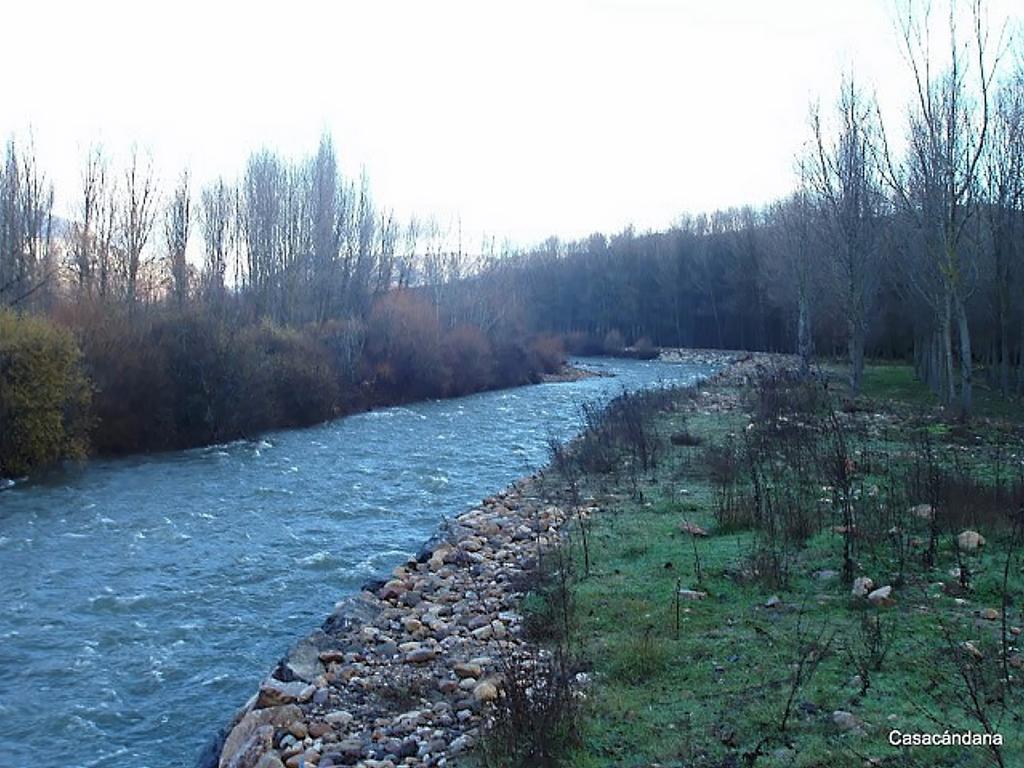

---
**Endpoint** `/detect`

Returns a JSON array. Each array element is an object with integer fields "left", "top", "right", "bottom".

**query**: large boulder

[
  {"left": 851, "top": 576, "right": 874, "bottom": 598},
  {"left": 276, "top": 635, "right": 326, "bottom": 683},
  {"left": 220, "top": 705, "right": 302, "bottom": 768},
  {"left": 958, "top": 530, "right": 986, "bottom": 552},
  {"left": 867, "top": 585, "right": 895, "bottom": 607},
  {"left": 256, "top": 679, "right": 314, "bottom": 708}
]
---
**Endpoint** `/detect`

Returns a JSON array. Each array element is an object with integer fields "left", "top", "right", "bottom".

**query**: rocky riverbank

[
  {"left": 210, "top": 349, "right": 775, "bottom": 768},
  {"left": 211, "top": 477, "right": 581, "bottom": 768}
]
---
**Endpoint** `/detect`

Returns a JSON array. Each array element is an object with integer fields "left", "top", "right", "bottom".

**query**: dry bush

[
  {"left": 444, "top": 325, "right": 494, "bottom": 396},
  {"left": 361, "top": 290, "right": 448, "bottom": 399},
  {"left": 528, "top": 333, "right": 566, "bottom": 373}
]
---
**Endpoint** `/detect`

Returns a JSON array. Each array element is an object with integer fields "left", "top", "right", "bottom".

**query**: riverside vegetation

[
  {"left": 469, "top": 356, "right": 1024, "bottom": 768},
  {"left": 6, "top": 0, "right": 1024, "bottom": 475},
  {"left": 211, "top": 352, "right": 1023, "bottom": 768}
]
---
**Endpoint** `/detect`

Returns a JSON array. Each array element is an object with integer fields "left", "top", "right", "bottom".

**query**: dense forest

[{"left": 1, "top": 1, "right": 1022, "bottom": 476}]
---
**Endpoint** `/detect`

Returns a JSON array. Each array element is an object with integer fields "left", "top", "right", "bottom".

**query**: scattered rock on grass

[
  {"left": 832, "top": 710, "right": 864, "bottom": 733},
  {"left": 680, "top": 520, "right": 709, "bottom": 536},
  {"left": 679, "top": 589, "right": 708, "bottom": 601},
  {"left": 867, "top": 585, "right": 895, "bottom": 607},
  {"left": 958, "top": 530, "right": 986, "bottom": 552},
  {"left": 851, "top": 576, "right": 874, "bottom": 598}
]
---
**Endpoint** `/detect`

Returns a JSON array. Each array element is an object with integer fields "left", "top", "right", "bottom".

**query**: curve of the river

[{"left": 0, "top": 358, "right": 712, "bottom": 768}]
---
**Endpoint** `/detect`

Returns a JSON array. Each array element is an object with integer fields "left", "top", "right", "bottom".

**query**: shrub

[
  {"left": 0, "top": 309, "right": 91, "bottom": 475},
  {"left": 529, "top": 334, "right": 566, "bottom": 374},
  {"left": 77, "top": 312, "right": 177, "bottom": 454},
  {"left": 237, "top": 321, "right": 339, "bottom": 429},
  {"left": 562, "top": 331, "right": 602, "bottom": 356},
  {"left": 632, "top": 335, "right": 659, "bottom": 360},
  {"left": 670, "top": 429, "right": 703, "bottom": 447},
  {"left": 311, "top": 318, "right": 365, "bottom": 389},
  {"left": 480, "top": 651, "right": 580, "bottom": 768},
  {"left": 492, "top": 339, "right": 538, "bottom": 388},
  {"left": 609, "top": 628, "right": 668, "bottom": 682},
  {"left": 444, "top": 325, "right": 493, "bottom": 396},
  {"left": 602, "top": 329, "right": 625, "bottom": 355},
  {"left": 361, "top": 291, "right": 448, "bottom": 400}
]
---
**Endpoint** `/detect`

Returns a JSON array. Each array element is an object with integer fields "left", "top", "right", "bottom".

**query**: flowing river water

[{"left": 0, "top": 357, "right": 712, "bottom": 768}]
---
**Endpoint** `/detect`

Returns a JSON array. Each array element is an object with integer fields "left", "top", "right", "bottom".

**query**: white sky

[{"left": 1, "top": 0, "right": 1020, "bottom": 249}]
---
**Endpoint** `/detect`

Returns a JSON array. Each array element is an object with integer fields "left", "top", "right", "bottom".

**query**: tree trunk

[
  {"left": 797, "top": 290, "right": 812, "bottom": 378},
  {"left": 953, "top": 292, "right": 972, "bottom": 417},
  {"left": 999, "top": 286, "right": 1010, "bottom": 398},
  {"left": 940, "top": 293, "right": 956, "bottom": 406},
  {"left": 848, "top": 320, "right": 864, "bottom": 395}
]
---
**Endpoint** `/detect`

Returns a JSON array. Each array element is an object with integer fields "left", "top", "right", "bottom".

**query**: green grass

[
  {"left": 857, "top": 362, "right": 1023, "bottom": 422},
  {"left": 859, "top": 363, "right": 938, "bottom": 408},
  {"left": 543, "top": 364, "right": 1024, "bottom": 768}
]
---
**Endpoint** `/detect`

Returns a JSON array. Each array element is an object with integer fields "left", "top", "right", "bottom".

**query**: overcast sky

[{"left": 1, "top": 0, "right": 1020, "bottom": 249}]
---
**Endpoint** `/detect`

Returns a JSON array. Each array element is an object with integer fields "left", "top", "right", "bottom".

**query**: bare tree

[
  {"left": 770, "top": 177, "right": 818, "bottom": 378},
  {"left": 164, "top": 169, "right": 192, "bottom": 308},
  {"left": 880, "top": 0, "right": 1005, "bottom": 414},
  {"left": 69, "top": 146, "right": 108, "bottom": 298},
  {"left": 310, "top": 133, "right": 342, "bottom": 322},
  {"left": 982, "top": 66, "right": 1023, "bottom": 395},
  {"left": 199, "top": 178, "right": 233, "bottom": 302},
  {"left": 0, "top": 137, "right": 55, "bottom": 309},
  {"left": 121, "top": 148, "right": 159, "bottom": 308},
  {"left": 810, "top": 76, "right": 883, "bottom": 393}
]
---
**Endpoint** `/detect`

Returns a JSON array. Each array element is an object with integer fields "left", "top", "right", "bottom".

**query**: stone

[
  {"left": 404, "top": 647, "right": 437, "bottom": 664},
  {"left": 963, "top": 641, "right": 983, "bottom": 660},
  {"left": 678, "top": 589, "right": 707, "bottom": 601},
  {"left": 337, "top": 738, "right": 363, "bottom": 760},
  {"left": 453, "top": 662, "right": 483, "bottom": 679},
  {"left": 471, "top": 624, "right": 494, "bottom": 640},
  {"left": 832, "top": 710, "right": 862, "bottom": 732},
  {"left": 282, "top": 637, "right": 326, "bottom": 682},
  {"left": 910, "top": 503, "right": 934, "bottom": 521},
  {"left": 256, "top": 679, "right": 314, "bottom": 708},
  {"left": 851, "top": 576, "right": 874, "bottom": 598},
  {"left": 765, "top": 595, "right": 781, "bottom": 608},
  {"left": 254, "top": 755, "right": 286, "bottom": 768},
  {"left": 287, "top": 721, "right": 308, "bottom": 740},
  {"left": 220, "top": 706, "right": 303, "bottom": 768},
  {"left": 958, "top": 530, "right": 986, "bottom": 552},
  {"left": 285, "top": 751, "right": 320, "bottom": 768},
  {"left": 980, "top": 608, "right": 999, "bottom": 621},
  {"left": 867, "top": 586, "right": 895, "bottom": 607},
  {"left": 220, "top": 724, "right": 274, "bottom": 768},
  {"left": 324, "top": 710, "right": 353, "bottom": 726},
  {"left": 308, "top": 722, "right": 332, "bottom": 738},
  {"left": 680, "top": 520, "right": 709, "bottom": 536},
  {"left": 473, "top": 681, "right": 499, "bottom": 703},
  {"left": 378, "top": 579, "right": 407, "bottom": 600}
]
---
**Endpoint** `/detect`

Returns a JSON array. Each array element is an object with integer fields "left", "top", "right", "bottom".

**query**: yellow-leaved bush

[{"left": 0, "top": 309, "right": 91, "bottom": 477}]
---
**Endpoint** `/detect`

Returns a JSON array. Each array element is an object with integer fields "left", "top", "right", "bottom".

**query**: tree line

[
  {"left": 0, "top": 135, "right": 560, "bottom": 476},
  {"left": 482, "top": 1, "right": 1023, "bottom": 416},
  {"left": 2, "top": 0, "right": 1021, "bottom": 475}
]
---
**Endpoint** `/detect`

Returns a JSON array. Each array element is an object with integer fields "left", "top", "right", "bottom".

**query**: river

[{"left": 0, "top": 357, "right": 712, "bottom": 768}]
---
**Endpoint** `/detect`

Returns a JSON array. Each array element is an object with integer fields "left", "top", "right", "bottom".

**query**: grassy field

[{"left": 494, "top": 362, "right": 1024, "bottom": 768}]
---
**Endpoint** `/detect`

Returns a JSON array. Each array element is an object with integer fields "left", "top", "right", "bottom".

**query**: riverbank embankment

[{"left": 211, "top": 349, "right": 766, "bottom": 768}]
